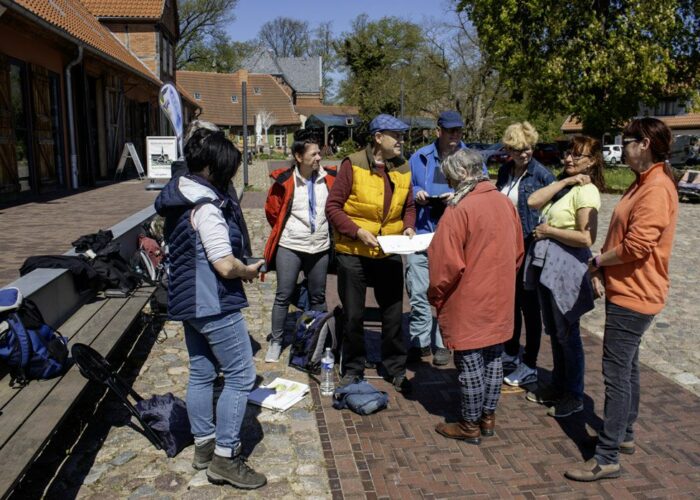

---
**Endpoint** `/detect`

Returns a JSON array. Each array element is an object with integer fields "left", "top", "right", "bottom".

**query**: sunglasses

[
  {"left": 622, "top": 137, "right": 641, "bottom": 146},
  {"left": 564, "top": 150, "right": 592, "bottom": 161}
]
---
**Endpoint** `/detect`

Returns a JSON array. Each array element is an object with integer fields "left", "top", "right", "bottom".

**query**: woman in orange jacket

[
  {"left": 262, "top": 130, "right": 336, "bottom": 362},
  {"left": 566, "top": 118, "right": 678, "bottom": 482}
]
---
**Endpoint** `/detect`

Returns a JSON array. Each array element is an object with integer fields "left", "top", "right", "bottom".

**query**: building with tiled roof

[
  {"left": 0, "top": 0, "right": 195, "bottom": 202},
  {"left": 242, "top": 49, "right": 322, "bottom": 103},
  {"left": 178, "top": 69, "right": 301, "bottom": 149}
]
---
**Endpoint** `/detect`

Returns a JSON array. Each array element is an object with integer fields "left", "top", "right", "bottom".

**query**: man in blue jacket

[{"left": 407, "top": 111, "right": 478, "bottom": 366}]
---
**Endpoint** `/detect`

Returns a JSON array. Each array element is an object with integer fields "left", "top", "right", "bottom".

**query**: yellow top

[{"left": 544, "top": 183, "right": 601, "bottom": 230}]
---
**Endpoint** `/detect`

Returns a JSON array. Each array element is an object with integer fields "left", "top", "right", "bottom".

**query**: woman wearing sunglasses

[
  {"left": 525, "top": 135, "right": 605, "bottom": 419},
  {"left": 496, "top": 122, "right": 556, "bottom": 387},
  {"left": 566, "top": 118, "right": 678, "bottom": 482}
]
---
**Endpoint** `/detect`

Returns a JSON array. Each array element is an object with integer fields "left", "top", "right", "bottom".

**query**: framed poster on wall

[{"left": 146, "top": 136, "right": 178, "bottom": 179}]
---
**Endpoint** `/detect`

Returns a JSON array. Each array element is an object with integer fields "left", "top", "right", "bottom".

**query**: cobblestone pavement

[{"left": 581, "top": 193, "right": 700, "bottom": 396}]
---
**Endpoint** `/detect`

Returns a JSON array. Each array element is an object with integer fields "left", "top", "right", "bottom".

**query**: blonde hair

[{"left": 502, "top": 121, "right": 538, "bottom": 150}]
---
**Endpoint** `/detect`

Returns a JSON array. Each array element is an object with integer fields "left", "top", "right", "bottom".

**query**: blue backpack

[
  {"left": 0, "top": 288, "right": 72, "bottom": 387},
  {"left": 289, "top": 307, "right": 341, "bottom": 374}
]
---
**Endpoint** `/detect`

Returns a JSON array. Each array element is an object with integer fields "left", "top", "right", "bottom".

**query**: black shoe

[
  {"left": 432, "top": 348, "right": 450, "bottom": 366},
  {"left": 392, "top": 374, "right": 413, "bottom": 394},
  {"left": 547, "top": 395, "right": 584, "bottom": 418},
  {"left": 207, "top": 453, "right": 267, "bottom": 489},
  {"left": 408, "top": 346, "right": 431, "bottom": 362},
  {"left": 339, "top": 373, "right": 362, "bottom": 387},
  {"left": 364, "top": 360, "right": 377, "bottom": 369},
  {"left": 526, "top": 385, "right": 564, "bottom": 405},
  {"left": 192, "top": 439, "right": 215, "bottom": 470}
]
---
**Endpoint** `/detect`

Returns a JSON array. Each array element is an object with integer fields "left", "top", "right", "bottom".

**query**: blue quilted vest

[{"left": 155, "top": 175, "right": 248, "bottom": 320}]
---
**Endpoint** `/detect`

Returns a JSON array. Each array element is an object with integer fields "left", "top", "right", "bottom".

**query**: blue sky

[{"left": 226, "top": 0, "right": 456, "bottom": 42}]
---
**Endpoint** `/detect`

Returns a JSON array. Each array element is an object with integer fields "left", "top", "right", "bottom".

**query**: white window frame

[{"left": 274, "top": 127, "right": 287, "bottom": 147}]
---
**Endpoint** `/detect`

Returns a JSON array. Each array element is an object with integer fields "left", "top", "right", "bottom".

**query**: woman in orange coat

[
  {"left": 565, "top": 118, "right": 679, "bottom": 481},
  {"left": 428, "top": 149, "right": 524, "bottom": 444}
]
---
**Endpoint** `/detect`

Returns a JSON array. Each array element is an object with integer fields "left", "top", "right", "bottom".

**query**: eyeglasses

[
  {"left": 622, "top": 137, "right": 641, "bottom": 146},
  {"left": 507, "top": 147, "right": 532, "bottom": 154},
  {"left": 564, "top": 150, "right": 592, "bottom": 161}
]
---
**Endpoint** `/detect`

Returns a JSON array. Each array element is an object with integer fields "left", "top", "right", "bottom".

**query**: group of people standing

[{"left": 155, "top": 111, "right": 678, "bottom": 490}]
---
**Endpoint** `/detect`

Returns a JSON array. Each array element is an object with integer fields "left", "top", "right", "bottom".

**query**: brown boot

[
  {"left": 435, "top": 420, "right": 481, "bottom": 444},
  {"left": 480, "top": 412, "right": 495, "bottom": 437}
]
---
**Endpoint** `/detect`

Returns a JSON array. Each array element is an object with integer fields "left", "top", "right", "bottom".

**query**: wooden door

[
  {"left": 30, "top": 64, "right": 58, "bottom": 188},
  {"left": 0, "top": 54, "right": 18, "bottom": 194}
]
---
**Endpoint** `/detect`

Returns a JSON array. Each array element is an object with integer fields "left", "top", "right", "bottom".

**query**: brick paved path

[{"left": 4, "top": 168, "right": 700, "bottom": 498}]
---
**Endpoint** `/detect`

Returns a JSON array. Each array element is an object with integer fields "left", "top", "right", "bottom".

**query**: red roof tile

[
  {"left": 15, "top": 0, "right": 160, "bottom": 85},
  {"left": 177, "top": 70, "right": 300, "bottom": 127},
  {"left": 81, "top": 0, "right": 165, "bottom": 19},
  {"left": 562, "top": 113, "right": 700, "bottom": 132}
]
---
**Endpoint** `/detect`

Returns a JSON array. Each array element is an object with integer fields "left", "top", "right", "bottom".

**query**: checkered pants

[{"left": 454, "top": 345, "right": 504, "bottom": 423}]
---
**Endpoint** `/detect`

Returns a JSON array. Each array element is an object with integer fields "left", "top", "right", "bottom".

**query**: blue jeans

[
  {"left": 184, "top": 310, "right": 256, "bottom": 457},
  {"left": 270, "top": 246, "right": 329, "bottom": 343},
  {"left": 405, "top": 252, "right": 444, "bottom": 349},
  {"left": 595, "top": 302, "right": 654, "bottom": 465},
  {"left": 538, "top": 285, "right": 585, "bottom": 401}
]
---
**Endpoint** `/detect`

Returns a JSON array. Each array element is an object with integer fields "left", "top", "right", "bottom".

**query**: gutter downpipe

[{"left": 65, "top": 46, "right": 83, "bottom": 189}]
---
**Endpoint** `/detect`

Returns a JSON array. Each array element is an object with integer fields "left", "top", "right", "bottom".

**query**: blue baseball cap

[
  {"left": 369, "top": 114, "right": 409, "bottom": 135},
  {"left": 437, "top": 111, "right": 464, "bottom": 129}
]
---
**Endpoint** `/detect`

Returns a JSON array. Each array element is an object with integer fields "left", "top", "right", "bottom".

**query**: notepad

[{"left": 377, "top": 233, "right": 434, "bottom": 255}]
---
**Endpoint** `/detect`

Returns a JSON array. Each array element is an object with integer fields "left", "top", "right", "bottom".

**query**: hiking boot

[
  {"left": 526, "top": 385, "right": 564, "bottom": 405},
  {"left": 264, "top": 342, "right": 282, "bottom": 363},
  {"left": 503, "top": 363, "right": 537, "bottom": 387},
  {"left": 620, "top": 440, "right": 636, "bottom": 455},
  {"left": 207, "top": 453, "right": 267, "bottom": 489},
  {"left": 392, "top": 374, "right": 413, "bottom": 394},
  {"left": 501, "top": 352, "right": 520, "bottom": 371},
  {"left": 564, "top": 458, "right": 620, "bottom": 482},
  {"left": 480, "top": 412, "right": 495, "bottom": 437},
  {"left": 407, "top": 345, "right": 431, "bottom": 362},
  {"left": 435, "top": 420, "right": 481, "bottom": 444},
  {"left": 432, "top": 347, "right": 450, "bottom": 366},
  {"left": 547, "top": 395, "right": 584, "bottom": 418},
  {"left": 365, "top": 360, "right": 377, "bottom": 369},
  {"left": 192, "top": 439, "right": 215, "bottom": 470}
]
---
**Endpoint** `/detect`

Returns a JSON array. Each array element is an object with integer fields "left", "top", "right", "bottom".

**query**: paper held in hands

[{"left": 377, "top": 233, "right": 434, "bottom": 255}]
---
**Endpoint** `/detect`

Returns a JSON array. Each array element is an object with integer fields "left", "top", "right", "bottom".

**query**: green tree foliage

[
  {"left": 177, "top": 0, "right": 242, "bottom": 70},
  {"left": 457, "top": 0, "right": 700, "bottom": 138},
  {"left": 335, "top": 15, "right": 447, "bottom": 121}
]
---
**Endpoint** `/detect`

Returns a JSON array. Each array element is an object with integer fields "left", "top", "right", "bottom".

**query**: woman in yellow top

[{"left": 525, "top": 135, "right": 605, "bottom": 418}]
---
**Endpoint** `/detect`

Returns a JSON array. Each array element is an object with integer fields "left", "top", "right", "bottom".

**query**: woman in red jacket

[
  {"left": 428, "top": 149, "right": 524, "bottom": 444},
  {"left": 262, "top": 130, "right": 336, "bottom": 362}
]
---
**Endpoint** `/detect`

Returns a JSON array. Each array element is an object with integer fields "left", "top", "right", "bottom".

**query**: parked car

[
  {"left": 533, "top": 143, "right": 561, "bottom": 166},
  {"left": 480, "top": 143, "right": 510, "bottom": 165},
  {"left": 603, "top": 144, "right": 623, "bottom": 164},
  {"left": 670, "top": 135, "right": 700, "bottom": 166}
]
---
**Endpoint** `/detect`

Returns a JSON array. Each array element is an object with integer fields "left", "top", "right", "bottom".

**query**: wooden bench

[{"left": 0, "top": 207, "right": 157, "bottom": 498}]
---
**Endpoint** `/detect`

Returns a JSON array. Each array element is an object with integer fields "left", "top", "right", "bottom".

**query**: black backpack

[
  {"left": 289, "top": 307, "right": 342, "bottom": 374},
  {"left": 0, "top": 288, "right": 71, "bottom": 387}
]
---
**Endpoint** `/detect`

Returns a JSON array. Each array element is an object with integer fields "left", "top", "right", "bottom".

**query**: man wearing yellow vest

[{"left": 326, "top": 114, "right": 416, "bottom": 394}]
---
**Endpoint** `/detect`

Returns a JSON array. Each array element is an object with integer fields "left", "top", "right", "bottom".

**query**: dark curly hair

[{"left": 291, "top": 128, "right": 321, "bottom": 160}]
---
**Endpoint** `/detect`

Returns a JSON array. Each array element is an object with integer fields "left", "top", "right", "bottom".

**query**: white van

[{"left": 603, "top": 144, "right": 623, "bottom": 164}]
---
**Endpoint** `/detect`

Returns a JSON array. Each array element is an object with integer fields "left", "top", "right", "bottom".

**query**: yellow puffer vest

[{"left": 334, "top": 147, "right": 412, "bottom": 258}]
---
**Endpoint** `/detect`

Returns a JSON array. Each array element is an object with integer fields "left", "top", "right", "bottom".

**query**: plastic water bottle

[{"left": 320, "top": 348, "right": 335, "bottom": 396}]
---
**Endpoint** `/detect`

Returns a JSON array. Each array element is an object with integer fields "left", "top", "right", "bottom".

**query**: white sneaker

[
  {"left": 502, "top": 352, "right": 520, "bottom": 369},
  {"left": 264, "top": 342, "right": 282, "bottom": 363},
  {"left": 503, "top": 363, "right": 537, "bottom": 386}
]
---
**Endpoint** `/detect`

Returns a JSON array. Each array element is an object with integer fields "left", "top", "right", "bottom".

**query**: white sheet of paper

[{"left": 377, "top": 233, "right": 434, "bottom": 255}]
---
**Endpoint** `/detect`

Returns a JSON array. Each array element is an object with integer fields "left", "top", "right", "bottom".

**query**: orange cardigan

[{"left": 602, "top": 163, "right": 678, "bottom": 315}]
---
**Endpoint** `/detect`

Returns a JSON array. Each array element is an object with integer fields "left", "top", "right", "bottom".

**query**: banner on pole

[{"left": 159, "top": 83, "right": 183, "bottom": 157}]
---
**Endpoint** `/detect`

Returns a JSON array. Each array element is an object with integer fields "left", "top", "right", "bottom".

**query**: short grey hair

[
  {"left": 441, "top": 149, "right": 485, "bottom": 184},
  {"left": 184, "top": 120, "right": 219, "bottom": 145}
]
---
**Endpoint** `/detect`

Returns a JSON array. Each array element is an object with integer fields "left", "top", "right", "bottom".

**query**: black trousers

[{"left": 336, "top": 253, "right": 407, "bottom": 378}]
